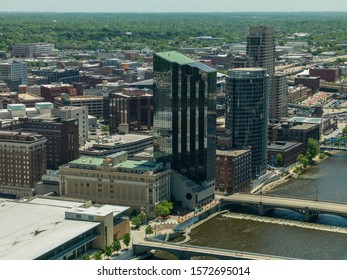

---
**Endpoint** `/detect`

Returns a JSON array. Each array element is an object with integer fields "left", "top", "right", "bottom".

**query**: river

[{"left": 150, "top": 152, "right": 347, "bottom": 260}]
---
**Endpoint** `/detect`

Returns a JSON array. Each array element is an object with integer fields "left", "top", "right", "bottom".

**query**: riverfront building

[
  {"left": 153, "top": 51, "right": 217, "bottom": 209},
  {"left": 216, "top": 149, "right": 252, "bottom": 194},
  {"left": 226, "top": 68, "right": 269, "bottom": 178},
  {"left": 59, "top": 152, "right": 171, "bottom": 214}
]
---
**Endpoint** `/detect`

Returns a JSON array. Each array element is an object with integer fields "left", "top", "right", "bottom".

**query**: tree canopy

[{"left": 154, "top": 200, "right": 173, "bottom": 218}]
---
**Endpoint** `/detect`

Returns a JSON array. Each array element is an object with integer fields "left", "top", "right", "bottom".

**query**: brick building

[{"left": 0, "top": 131, "right": 47, "bottom": 197}]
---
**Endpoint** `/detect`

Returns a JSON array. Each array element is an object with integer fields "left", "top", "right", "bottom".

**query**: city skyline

[{"left": 0, "top": 0, "right": 347, "bottom": 13}]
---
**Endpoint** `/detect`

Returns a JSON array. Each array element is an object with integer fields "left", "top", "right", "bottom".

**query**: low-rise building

[
  {"left": 60, "top": 152, "right": 171, "bottom": 214},
  {"left": 268, "top": 141, "right": 304, "bottom": 167},
  {"left": 80, "top": 133, "right": 153, "bottom": 158},
  {"left": 0, "top": 196, "right": 130, "bottom": 260}
]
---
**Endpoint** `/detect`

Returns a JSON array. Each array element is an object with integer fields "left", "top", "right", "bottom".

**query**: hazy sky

[{"left": 1, "top": 0, "right": 347, "bottom": 13}]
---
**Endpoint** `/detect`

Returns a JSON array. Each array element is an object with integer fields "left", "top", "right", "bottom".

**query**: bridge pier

[
  {"left": 258, "top": 203, "right": 265, "bottom": 216},
  {"left": 304, "top": 207, "right": 311, "bottom": 222}
]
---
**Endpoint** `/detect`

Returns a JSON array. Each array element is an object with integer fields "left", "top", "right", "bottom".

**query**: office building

[
  {"left": 246, "top": 26, "right": 275, "bottom": 76},
  {"left": 270, "top": 72, "right": 287, "bottom": 120},
  {"left": 12, "top": 43, "right": 55, "bottom": 58},
  {"left": 226, "top": 68, "right": 269, "bottom": 178},
  {"left": 0, "top": 131, "right": 47, "bottom": 197},
  {"left": 109, "top": 88, "right": 153, "bottom": 134},
  {"left": 54, "top": 95, "right": 104, "bottom": 118},
  {"left": 216, "top": 149, "right": 252, "bottom": 194},
  {"left": 247, "top": 26, "right": 287, "bottom": 120},
  {"left": 153, "top": 51, "right": 217, "bottom": 209},
  {"left": 40, "top": 83, "right": 77, "bottom": 103},
  {"left": 52, "top": 106, "right": 88, "bottom": 145},
  {"left": 60, "top": 152, "right": 171, "bottom": 214},
  {"left": 0, "top": 60, "right": 28, "bottom": 90}
]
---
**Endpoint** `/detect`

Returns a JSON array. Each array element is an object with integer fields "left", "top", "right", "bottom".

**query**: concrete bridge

[
  {"left": 133, "top": 239, "right": 297, "bottom": 260},
  {"left": 221, "top": 193, "right": 347, "bottom": 221}
]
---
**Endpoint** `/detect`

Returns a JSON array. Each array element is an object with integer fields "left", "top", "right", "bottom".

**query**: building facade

[
  {"left": 247, "top": 26, "right": 275, "bottom": 76},
  {"left": 0, "top": 131, "right": 47, "bottom": 197},
  {"left": 109, "top": 89, "right": 153, "bottom": 134},
  {"left": 216, "top": 149, "right": 252, "bottom": 194},
  {"left": 0, "top": 60, "right": 28, "bottom": 90},
  {"left": 226, "top": 68, "right": 269, "bottom": 178},
  {"left": 59, "top": 152, "right": 171, "bottom": 214},
  {"left": 54, "top": 95, "right": 104, "bottom": 118},
  {"left": 153, "top": 51, "right": 217, "bottom": 208},
  {"left": 52, "top": 106, "right": 88, "bottom": 145},
  {"left": 270, "top": 72, "right": 287, "bottom": 120}
]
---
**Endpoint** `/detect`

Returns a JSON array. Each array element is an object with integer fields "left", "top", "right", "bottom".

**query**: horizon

[{"left": 1, "top": 0, "right": 347, "bottom": 13}]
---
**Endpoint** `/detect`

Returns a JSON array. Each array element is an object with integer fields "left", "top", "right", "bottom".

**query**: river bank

[{"left": 261, "top": 151, "right": 334, "bottom": 193}]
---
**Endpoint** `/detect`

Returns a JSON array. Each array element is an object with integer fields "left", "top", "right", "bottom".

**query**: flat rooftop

[
  {"left": 217, "top": 149, "right": 250, "bottom": 157},
  {"left": 155, "top": 51, "right": 195, "bottom": 65},
  {"left": 268, "top": 141, "right": 302, "bottom": 151},
  {"left": 0, "top": 197, "right": 100, "bottom": 260},
  {"left": 82, "top": 133, "right": 153, "bottom": 150}
]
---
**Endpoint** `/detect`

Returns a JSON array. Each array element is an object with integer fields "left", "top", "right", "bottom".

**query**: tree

[
  {"left": 93, "top": 251, "right": 102, "bottom": 260},
  {"left": 275, "top": 154, "right": 284, "bottom": 167},
  {"left": 343, "top": 125, "right": 347, "bottom": 137},
  {"left": 101, "top": 125, "right": 109, "bottom": 133},
  {"left": 145, "top": 225, "right": 154, "bottom": 236},
  {"left": 131, "top": 215, "right": 142, "bottom": 229},
  {"left": 123, "top": 233, "right": 131, "bottom": 248},
  {"left": 154, "top": 200, "right": 173, "bottom": 218},
  {"left": 112, "top": 239, "right": 121, "bottom": 253},
  {"left": 297, "top": 154, "right": 309, "bottom": 168},
  {"left": 104, "top": 246, "right": 113, "bottom": 258},
  {"left": 82, "top": 253, "right": 90, "bottom": 260},
  {"left": 307, "top": 138, "right": 320, "bottom": 159}
]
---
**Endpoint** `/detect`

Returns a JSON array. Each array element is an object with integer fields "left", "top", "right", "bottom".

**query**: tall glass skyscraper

[
  {"left": 226, "top": 68, "right": 269, "bottom": 178},
  {"left": 153, "top": 51, "right": 216, "bottom": 189}
]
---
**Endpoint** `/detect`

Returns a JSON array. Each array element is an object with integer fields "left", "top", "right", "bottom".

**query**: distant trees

[{"left": 1, "top": 13, "right": 347, "bottom": 53}]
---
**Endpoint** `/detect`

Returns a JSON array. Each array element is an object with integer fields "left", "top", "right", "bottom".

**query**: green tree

[
  {"left": 131, "top": 215, "right": 142, "bottom": 229},
  {"left": 297, "top": 154, "right": 309, "bottom": 168},
  {"left": 104, "top": 246, "right": 113, "bottom": 258},
  {"left": 275, "top": 154, "right": 284, "bottom": 167},
  {"left": 93, "top": 251, "right": 102, "bottom": 260},
  {"left": 145, "top": 225, "right": 154, "bottom": 236},
  {"left": 112, "top": 239, "right": 121, "bottom": 253},
  {"left": 343, "top": 125, "right": 347, "bottom": 137},
  {"left": 81, "top": 253, "right": 90, "bottom": 260},
  {"left": 307, "top": 138, "right": 320, "bottom": 160},
  {"left": 154, "top": 200, "right": 173, "bottom": 218},
  {"left": 123, "top": 233, "right": 131, "bottom": 248},
  {"left": 101, "top": 125, "right": 109, "bottom": 133}
]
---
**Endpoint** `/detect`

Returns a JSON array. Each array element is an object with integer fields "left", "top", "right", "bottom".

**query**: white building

[{"left": 52, "top": 106, "right": 89, "bottom": 145}]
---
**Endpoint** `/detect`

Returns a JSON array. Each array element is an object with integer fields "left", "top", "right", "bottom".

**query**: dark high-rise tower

[
  {"left": 247, "top": 26, "right": 287, "bottom": 120},
  {"left": 226, "top": 68, "right": 269, "bottom": 178},
  {"left": 153, "top": 51, "right": 216, "bottom": 206}
]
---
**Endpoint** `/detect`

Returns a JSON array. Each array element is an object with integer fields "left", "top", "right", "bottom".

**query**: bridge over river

[
  {"left": 133, "top": 239, "right": 297, "bottom": 260},
  {"left": 221, "top": 193, "right": 347, "bottom": 221}
]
